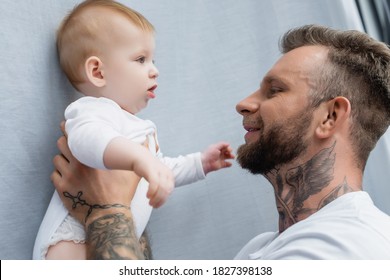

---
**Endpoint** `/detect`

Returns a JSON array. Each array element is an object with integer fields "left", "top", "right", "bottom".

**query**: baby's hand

[
  {"left": 201, "top": 142, "right": 235, "bottom": 174},
  {"left": 133, "top": 155, "right": 174, "bottom": 208}
]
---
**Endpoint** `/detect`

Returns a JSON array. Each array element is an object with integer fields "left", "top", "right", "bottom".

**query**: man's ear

[
  {"left": 315, "top": 96, "right": 351, "bottom": 139},
  {"left": 84, "top": 56, "right": 106, "bottom": 87}
]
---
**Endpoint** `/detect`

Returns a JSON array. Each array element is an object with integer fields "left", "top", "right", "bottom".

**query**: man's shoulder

[
  {"left": 234, "top": 232, "right": 278, "bottom": 260},
  {"left": 236, "top": 192, "right": 390, "bottom": 259}
]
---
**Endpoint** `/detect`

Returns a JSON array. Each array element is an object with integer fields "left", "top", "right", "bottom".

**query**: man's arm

[
  {"left": 51, "top": 132, "right": 146, "bottom": 259},
  {"left": 86, "top": 211, "right": 144, "bottom": 260},
  {"left": 139, "top": 231, "right": 153, "bottom": 260}
]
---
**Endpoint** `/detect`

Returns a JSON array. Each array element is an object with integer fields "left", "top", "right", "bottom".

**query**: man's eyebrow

[{"left": 261, "top": 75, "right": 288, "bottom": 86}]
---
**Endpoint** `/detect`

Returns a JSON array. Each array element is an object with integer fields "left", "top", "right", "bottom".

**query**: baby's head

[{"left": 57, "top": 0, "right": 159, "bottom": 114}]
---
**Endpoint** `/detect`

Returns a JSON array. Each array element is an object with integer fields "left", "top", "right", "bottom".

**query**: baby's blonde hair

[{"left": 57, "top": 0, "right": 155, "bottom": 87}]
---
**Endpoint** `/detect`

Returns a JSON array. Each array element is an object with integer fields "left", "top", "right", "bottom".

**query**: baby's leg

[
  {"left": 46, "top": 241, "right": 87, "bottom": 260},
  {"left": 41, "top": 213, "right": 87, "bottom": 260}
]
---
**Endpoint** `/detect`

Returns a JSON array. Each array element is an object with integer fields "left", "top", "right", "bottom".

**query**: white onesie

[{"left": 33, "top": 96, "right": 205, "bottom": 259}]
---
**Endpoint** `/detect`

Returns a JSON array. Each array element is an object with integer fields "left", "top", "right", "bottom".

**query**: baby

[{"left": 33, "top": 0, "right": 234, "bottom": 259}]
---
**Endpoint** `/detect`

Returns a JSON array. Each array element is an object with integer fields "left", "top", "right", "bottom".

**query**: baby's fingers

[
  {"left": 146, "top": 181, "right": 158, "bottom": 200},
  {"left": 149, "top": 190, "right": 167, "bottom": 208},
  {"left": 148, "top": 185, "right": 170, "bottom": 208},
  {"left": 147, "top": 176, "right": 174, "bottom": 208}
]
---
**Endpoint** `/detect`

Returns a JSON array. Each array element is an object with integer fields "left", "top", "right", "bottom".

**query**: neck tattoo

[{"left": 266, "top": 142, "right": 353, "bottom": 232}]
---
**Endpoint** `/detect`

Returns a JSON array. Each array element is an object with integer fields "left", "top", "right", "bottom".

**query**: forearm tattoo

[
  {"left": 87, "top": 213, "right": 144, "bottom": 260},
  {"left": 62, "top": 191, "right": 146, "bottom": 259},
  {"left": 139, "top": 231, "right": 153, "bottom": 260},
  {"left": 63, "top": 191, "right": 130, "bottom": 222}
]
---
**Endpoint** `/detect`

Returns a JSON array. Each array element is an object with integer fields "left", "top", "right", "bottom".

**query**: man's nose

[{"left": 236, "top": 92, "right": 260, "bottom": 116}]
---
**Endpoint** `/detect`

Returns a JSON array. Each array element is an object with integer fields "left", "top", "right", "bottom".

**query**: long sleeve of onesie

[{"left": 159, "top": 152, "right": 205, "bottom": 187}]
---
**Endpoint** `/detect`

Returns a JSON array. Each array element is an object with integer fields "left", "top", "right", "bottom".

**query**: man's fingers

[
  {"left": 53, "top": 155, "right": 69, "bottom": 175},
  {"left": 57, "top": 136, "right": 73, "bottom": 162},
  {"left": 50, "top": 170, "right": 67, "bottom": 198},
  {"left": 60, "top": 121, "right": 67, "bottom": 137},
  {"left": 50, "top": 169, "right": 61, "bottom": 184}
]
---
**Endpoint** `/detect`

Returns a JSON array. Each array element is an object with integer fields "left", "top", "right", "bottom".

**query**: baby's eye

[{"left": 136, "top": 57, "right": 146, "bottom": 64}]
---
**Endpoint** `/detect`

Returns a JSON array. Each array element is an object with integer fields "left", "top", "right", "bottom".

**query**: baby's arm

[
  {"left": 158, "top": 142, "right": 234, "bottom": 187},
  {"left": 104, "top": 137, "right": 174, "bottom": 207},
  {"left": 65, "top": 98, "right": 174, "bottom": 208}
]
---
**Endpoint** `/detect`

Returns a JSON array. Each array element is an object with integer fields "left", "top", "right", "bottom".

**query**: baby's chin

[{"left": 123, "top": 102, "right": 149, "bottom": 115}]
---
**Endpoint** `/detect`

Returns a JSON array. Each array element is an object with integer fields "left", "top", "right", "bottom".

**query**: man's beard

[{"left": 237, "top": 109, "right": 312, "bottom": 175}]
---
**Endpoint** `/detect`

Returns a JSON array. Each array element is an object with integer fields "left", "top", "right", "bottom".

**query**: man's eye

[
  {"left": 267, "top": 87, "right": 282, "bottom": 97},
  {"left": 136, "top": 57, "right": 146, "bottom": 63}
]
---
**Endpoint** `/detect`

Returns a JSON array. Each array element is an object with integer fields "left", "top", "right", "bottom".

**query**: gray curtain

[
  {"left": 356, "top": 0, "right": 390, "bottom": 43},
  {"left": 1, "top": 0, "right": 389, "bottom": 260}
]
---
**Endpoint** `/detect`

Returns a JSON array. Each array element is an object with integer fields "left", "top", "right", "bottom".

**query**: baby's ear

[{"left": 84, "top": 56, "right": 106, "bottom": 87}]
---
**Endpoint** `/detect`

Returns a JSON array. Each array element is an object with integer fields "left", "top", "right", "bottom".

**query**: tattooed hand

[
  {"left": 51, "top": 123, "right": 145, "bottom": 259},
  {"left": 51, "top": 135, "right": 139, "bottom": 224}
]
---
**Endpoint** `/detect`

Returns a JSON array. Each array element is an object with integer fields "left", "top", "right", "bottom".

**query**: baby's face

[{"left": 101, "top": 16, "right": 158, "bottom": 114}]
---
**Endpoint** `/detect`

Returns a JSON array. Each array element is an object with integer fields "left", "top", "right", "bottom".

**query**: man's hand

[
  {"left": 51, "top": 135, "right": 139, "bottom": 224},
  {"left": 51, "top": 122, "right": 145, "bottom": 259},
  {"left": 201, "top": 142, "right": 235, "bottom": 174}
]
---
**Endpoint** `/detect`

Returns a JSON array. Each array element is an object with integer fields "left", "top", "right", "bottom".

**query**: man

[{"left": 52, "top": 24, "right": 390, "bottom": 259}]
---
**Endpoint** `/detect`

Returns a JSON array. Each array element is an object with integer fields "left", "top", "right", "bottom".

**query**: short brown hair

[
  {"left": 280, "top": 24, "right": 390, "bottom": 169},
  {"left": 57, "top": 0, "right": 154, "bottom": 87}
]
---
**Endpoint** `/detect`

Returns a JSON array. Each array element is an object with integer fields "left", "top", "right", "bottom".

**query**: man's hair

[
  {"left": 57, "top": 0, "right": 154, "bottom": 87},
  {"left": 280, "top": 24, "right": 390, "bottom": 170}
]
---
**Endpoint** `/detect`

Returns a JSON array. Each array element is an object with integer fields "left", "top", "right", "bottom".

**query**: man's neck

[{"left": 264, "top": 142, "right": 360, "bottom": 232}]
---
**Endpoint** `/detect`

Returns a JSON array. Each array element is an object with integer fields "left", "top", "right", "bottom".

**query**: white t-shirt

[
  {"left": 235, "top": 191, "right": 390, "bottom": 259},
  {"left": 33, "top": 96, "right": 205, "bottom": 259}
]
